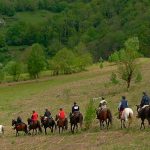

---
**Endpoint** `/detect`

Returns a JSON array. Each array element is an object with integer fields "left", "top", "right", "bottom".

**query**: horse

[
  {"left": 120, "top": 108, "right": 133, "bottom": 129},
  {"left": 97, "top": 108, "right": 112, "bottom": 129},
  {"left": 27, "top": 118, "right": 42, "bottom": 135},
  {"left": 55, "top": 115, "right": 68, "bottom": 134},
  {"left": 69, "top": 112, "right": 83, "bottom": 133},
  {"left": 0, "top": 125, "right": 4, "bottom": 135},
  {"left": 40, "top": 116, "right": 56, "bottom": 134},
  {"left": 12, "top": 119, "right": 28, "bottom": 136},
  {"left": 136, "top": 105, "right": 150, "bottom": 129}
]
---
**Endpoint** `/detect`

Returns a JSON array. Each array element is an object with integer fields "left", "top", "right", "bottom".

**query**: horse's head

[
  {"left": 12, "top": 119, "right": 16, "bottom": 126},
  {"left": 136, "top": 105, "right": 140, "bottom": 112},
  {"left": 27, "top": 118, "right": 32, "bottom": 125}
]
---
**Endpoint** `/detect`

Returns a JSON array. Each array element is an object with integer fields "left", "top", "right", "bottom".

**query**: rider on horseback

[
  {"left": 140, "top": 92, "right": 150, "bottom": 108},
  {"left": 96, "top": 97, "right": 107, "bottom": 119},
  {"left": 58, "top": 108, "right": 66, "bottom": 120},
  {"left": 137, "top": 92, "right": 150, "bottom": 117},
  {"left": 118, "top": 96, "right": 128, "bottom": 119},
  {"left": 31, "top": 110, "right": 39, "bottom": 123},
  {"left": 17, "top": 116, "right": 22, "bottom": 125},
  {"left": 44, "top": 108, "right": 51, "bottom": 121}
]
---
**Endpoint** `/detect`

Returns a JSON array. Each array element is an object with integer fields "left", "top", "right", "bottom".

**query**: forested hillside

[{"left": 0, "top": 0, "right": 150, "bottom": 64}]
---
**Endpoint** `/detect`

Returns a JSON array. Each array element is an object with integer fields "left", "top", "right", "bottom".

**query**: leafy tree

[
  {"left": 109, "top": 37, "right": 142, "bottom": 89},
  {"left": 50, "top": 48, "right": 76, "bottom": 75},
  {"left": 4, "top": 61, "right": 22, "bottom": 81},
  {"left": 27, "top": 43, "right": 46, "bottom": 79}
]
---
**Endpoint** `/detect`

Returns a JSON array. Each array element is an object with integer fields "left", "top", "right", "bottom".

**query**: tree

[
  {"left": 4, "top": 61, "right": 22, "bottom": 81},
  {"left": 109, "top": 37, "right": 141, "bottom": 89},
  {"left": 27, "top": 43, "right": 46, "bottom": 79},
  {"left": 50, "top": 48, "right": 76, "bottom": 75}
]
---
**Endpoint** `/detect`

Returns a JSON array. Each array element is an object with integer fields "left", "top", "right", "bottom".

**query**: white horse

[
  {"left": 0, "top": 125, "right": 4, "bottom": 135},
  {"left": 120, "top": 108, "right": 133, "bottom": 128}
]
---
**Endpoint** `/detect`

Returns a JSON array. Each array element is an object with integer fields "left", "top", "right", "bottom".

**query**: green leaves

[{"left": 27, "top": 43, "right": 46, "bottom": 78}]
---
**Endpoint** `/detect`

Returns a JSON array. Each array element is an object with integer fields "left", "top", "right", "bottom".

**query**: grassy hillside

[{"left": 0, "top": 58, "right": 150, "bottom": 149}]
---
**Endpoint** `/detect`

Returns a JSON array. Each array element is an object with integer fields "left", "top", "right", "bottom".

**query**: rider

[
  {"left": 96, "top": 97, "right": 107, "bottom": 119},
  {"left": 58, "top": 108, "right": 66, "bottom": 120},
  {"left": 31, "top": 110, "right": 38, "bottom": 123},
  {"left": 44, "top": 108, "right": 51, "bottom": 118},
  {"left": 17, "top": 116, "right": 22, "bottom": 125},
  {"left": 118, "top": 96, "right": 129, "bottom": 119},
  {"left": 140, "top": 92, "right": 150, "bottom": 108},
  {"left": 72, "top": 102, "right": 80, "bottom": 114}
]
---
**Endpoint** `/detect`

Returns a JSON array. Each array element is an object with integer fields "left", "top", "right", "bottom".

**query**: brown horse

[
  {"left": 136, "top": 105, "right": 150, "bottom": 129},
  {"left": 40, "top": 116, "right": 56, "bottom": 134},
  {"left": 12, "top": 119, "right": 28, "bottom": 136},
  {"left": 96, "top": 108, "right": 112, "bottom": 129},
  {"left": 27, "top": 118, "right": 42, "bottom": 135},
  {"left": 55, "top": 115, "right": 68, "bottom": 134},
  {"left": 69, "top": 112, "right": 83, "bottom": 133}
]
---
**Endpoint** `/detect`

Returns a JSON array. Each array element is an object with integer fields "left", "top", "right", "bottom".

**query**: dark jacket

[
  {"left": 119, "top": 99, "right": 128, "bottom": 111},
  {"left": 44, "top": 111, "right": 51, "bottom": 118},
  {"left": 140, "top": 95, "right": 150, "bottom": 107},
  {"left": 72, "top": 105, "right": 80, "bottom": 113},
  {"left": 17, "top": 117, "right": 22, "bottom": 124}
]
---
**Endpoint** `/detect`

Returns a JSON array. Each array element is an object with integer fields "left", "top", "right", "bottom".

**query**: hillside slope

[{"left": 0, "top": 58, "right": 150, "bottom": 149}]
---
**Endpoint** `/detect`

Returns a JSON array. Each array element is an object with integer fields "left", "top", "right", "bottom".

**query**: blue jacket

[
  {"left": 118, "top": 99, "right": 128, "bottom": 111},
  {"left": 140, "top": 95, "right": 150, "bottom": 107}
]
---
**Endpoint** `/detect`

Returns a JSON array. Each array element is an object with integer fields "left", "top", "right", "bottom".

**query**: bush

[
  {"left": 110, "top": 72, "right": 119, "bottom": 84},
  {"left": 84, "top": 99, "right": 96, "bottom": 130}
]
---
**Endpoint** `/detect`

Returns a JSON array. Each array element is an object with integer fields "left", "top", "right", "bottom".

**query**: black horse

[
  {"left": 12, "top": 119, "right": 28, "bottom": 136},
  {"left": 27, "top": 118, "right": 42, "bottom": 135},
  {"left": 70, "top": 112, "right": 83, "bottom": 133},
  {"left": 40, "top": 116, "right": 56, "bottom": 134},
  {"left": 136, "top": 105, "right": 150, "bottom": 129}
]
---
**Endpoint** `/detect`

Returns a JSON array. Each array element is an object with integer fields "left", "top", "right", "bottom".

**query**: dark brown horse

[
  {"left": 27, "top": 118, "right": 42, "bottom": 135},
  {"left": 40, "top": 116, "right": 56, "bottom": 134},
  {"left": 69, "top": 112, "right": 83, "bottom": 133},
  {"left": 12, "top": 119, "right": 28, "bottom": 136},
  {"left": 96, "top": 108, "right": 112, "bottom": 129},
  {"left": 136, "top": 105, "right": 150, "bottom": 129},
  {"left": 55, "top": 115, "right": 68, "bottom": 134}
]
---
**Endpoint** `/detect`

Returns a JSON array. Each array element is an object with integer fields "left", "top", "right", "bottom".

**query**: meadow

[{"left": 0, "top": 58, "right": 150, "bottom": 150}]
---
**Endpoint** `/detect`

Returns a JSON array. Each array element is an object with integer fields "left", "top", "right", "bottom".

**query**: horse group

[
  {"left": 11, "top": 112, "right": 83, "bottom": 136},
  {"left": 3, "top": 104, "right": 150, "bottom": 137},
  {"left": 97, "top": 105, "right": 150, "bottom": 130}
]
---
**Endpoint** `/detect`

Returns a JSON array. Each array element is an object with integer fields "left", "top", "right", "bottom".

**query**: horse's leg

[
  {"left": 123, "top": 120, "right": 126, "bottom": 128},
  {"left": 16, "top": 130, "right": 18, "bottom": 137},
  {"left": 59, "top": 127, "right": 60, "bottom": 134},
  {"left": 121, "top": 120, "right": 123, "bottom": 129},
  {"left": 106, "top": 119, "right": 109, "bottom": 130},
  {"left": 45, "top": 127, "right": 47, "bottom": 135}
]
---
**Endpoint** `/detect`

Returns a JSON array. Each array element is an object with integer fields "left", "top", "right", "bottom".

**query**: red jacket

[
  {"left": 32, "top": 112, "right": 38, "bottom": 121},
  {"left": 58, "top": 110, "right": 65, "bottom": 120}
]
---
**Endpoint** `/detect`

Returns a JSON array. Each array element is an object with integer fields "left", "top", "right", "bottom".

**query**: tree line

[{"left": 0, "top": 0, "right": 150, "bottom": 65}]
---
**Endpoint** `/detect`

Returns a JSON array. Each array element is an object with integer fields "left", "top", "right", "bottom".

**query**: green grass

[{"left": 0, "top": 59, "right": 150, "bottom": 149}]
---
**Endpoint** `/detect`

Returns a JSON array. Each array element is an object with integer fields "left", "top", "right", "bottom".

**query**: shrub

[
  {"left": 110, "top": 72, "right": 119, "bottom": 84},
  {"left": 84, "top": 99, "right": 96, "bottom": 130}
]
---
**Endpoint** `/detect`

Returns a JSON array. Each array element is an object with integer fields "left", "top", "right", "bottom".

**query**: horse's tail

[
  {"left": 128, "top": 111, "right": 133, "bottom": 125},
  {"left": 2, "top": 126, "right": 4, "bottom": 135},
  {"left": 107, "top": 109, "right": 112, "bottom": 125}
]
